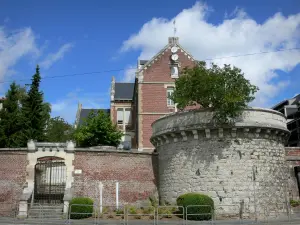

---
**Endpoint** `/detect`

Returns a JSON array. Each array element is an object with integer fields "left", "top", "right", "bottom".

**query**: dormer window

[{"left": 171, "top": 65, "right": 179, "bottom": 78}]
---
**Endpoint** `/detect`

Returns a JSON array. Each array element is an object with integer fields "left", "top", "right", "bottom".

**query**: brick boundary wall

[
  {"left": 0, "top": 150, "right": 27, "bottom": 215},
  {"left": 73, "top": 149, "right": 159, "bottom": 206},
  {"left": 285, "top": 147, "right": 300, "bottom": 200}
]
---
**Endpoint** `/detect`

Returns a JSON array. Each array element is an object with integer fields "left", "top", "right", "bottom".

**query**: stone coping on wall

[
  {"left": 75, "top": 147, "right": 157, "bottom": 155},
  {"left": 0, "top": 148, "right": 27, "bottom": 151},
  {"left": 156, "top": 107, "right": 286, "bottom": 123},
  {"left": 0, "top": 146, "right": 157, "bottom": 155},
  {"left": 151, "top": 108, "right": 290, "bottom": 147}
]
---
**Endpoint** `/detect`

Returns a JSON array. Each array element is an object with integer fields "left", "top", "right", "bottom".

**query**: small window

[
  {"left": 117, "top": 108, "right": 123, "bottom": 124},
  {"left": 171, "top": 66, "right": 179, "bottom": 78},
  {"left": 167, "top": 87, "right": 174, "bottom": 106}
]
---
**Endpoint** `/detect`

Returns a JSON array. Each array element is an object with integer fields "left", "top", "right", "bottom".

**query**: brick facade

[
  {"left": 136, "top": 39, "right": 197, "bottom": 150},
  {"left": 0, "top": 150, "right": 27, "bottom": 214},
  {"left": 73, "top": 150, "right": 158, "bottom": 205},
  {"left": 286, "top": 147, "right": 300, "bottom": 200}
]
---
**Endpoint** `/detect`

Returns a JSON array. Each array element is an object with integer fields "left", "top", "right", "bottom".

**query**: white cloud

[
  {"left": 40, "top": 43, "right": 74, "bottom": 70},
  {"left": 122, "top": 65, "right": 136, "bottom": 82},
  {"left": 0, "top": 27, "right": 39, "bottom": 83},
  {"left": 121, "top": 2, "right": 300, "bottom": 106},
  {"left": 50, "top": 88, "right": 109, "bottom": 123}
]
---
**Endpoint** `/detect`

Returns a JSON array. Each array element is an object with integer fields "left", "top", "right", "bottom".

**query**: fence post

[
  {"left": 99, "top": 182, "right": 103, "bottom": 214},
  {"left": 116, "top": 182, "right": 119, "bottom": 210}
]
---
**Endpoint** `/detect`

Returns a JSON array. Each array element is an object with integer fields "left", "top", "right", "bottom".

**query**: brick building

[{"left": 76, "top": 37, "right": 198, "bottom": 152}]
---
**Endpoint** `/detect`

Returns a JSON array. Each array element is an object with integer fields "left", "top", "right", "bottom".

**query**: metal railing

[
  {"left": 156, "top": 205, "right": 184, "bottom": 224},
  {"left": 125, "top": 205, "right": 155, "bottom": 225},
  {"left": 2, "top": 202, "right": 300, "bottom": 224},
  {"left": 186, "top": 205, "right": 213, "bottom": 225}
]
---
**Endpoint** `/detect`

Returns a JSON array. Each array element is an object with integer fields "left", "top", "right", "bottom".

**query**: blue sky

[{"left": 0, "top": 0, "right": 299, "bottom": 123}]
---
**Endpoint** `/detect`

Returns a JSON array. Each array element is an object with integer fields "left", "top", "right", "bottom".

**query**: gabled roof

[
  {"left": 271, "top": 99, "right": 289, "bottom": 110},
  {"left": 114, "top": 83, "right": 135, "bottom": 100},
  {"left": 271, "top": 94, "right": 300, "bottom": 110},
  {"left": 137, "top": 37, "right": 196, "bottom": 74},
  {"left": 78, "top": 109, "right": 110, "bottom": 126}
]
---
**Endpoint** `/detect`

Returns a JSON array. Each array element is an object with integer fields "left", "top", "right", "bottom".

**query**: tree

[
  {"left": 74, "top": 110, "right": 123, "bottom": 147},
  {"left": 21, "top": 65, "right": 51, "bottom": 141},
  {"left": 171, "top": 61, "right": 259, "bottom": 123},
  {"left": 0, "top": 82, "right": 26, "bottom": 147},
  {"left": 45, "top": 117, "right": 74, "bottom": 142}
]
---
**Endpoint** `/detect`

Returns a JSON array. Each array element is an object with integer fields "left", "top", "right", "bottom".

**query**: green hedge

[
  {"left": 69, "top": 197, "right": 94, "bottom": 219},
  {"left": 176, "top": 193, "right": 214, "bottom": 221}
]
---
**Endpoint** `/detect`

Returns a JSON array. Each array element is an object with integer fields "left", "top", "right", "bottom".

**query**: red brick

[
  {"left": 73, "top": 151, "right": 158, "bottom": 206},
  {"left": 0, "top": 151, "right": 27, "bottom": 214},
  {"left": 139, "top": 47, "right": 197, "bottom": 149}
]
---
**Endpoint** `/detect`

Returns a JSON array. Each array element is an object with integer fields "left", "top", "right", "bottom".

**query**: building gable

[{"left": 136, "top": 37, "right": 197, "bottom": 83}]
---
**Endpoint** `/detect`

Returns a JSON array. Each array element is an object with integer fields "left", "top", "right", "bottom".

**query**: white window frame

[
  {"left": 117, "top": 108, "right": 124, "bottom": 125},
  {"left": 116, "top": 107, "right": 131, "bottom": 125},
  {"left": 170, "top": 65, "right": 179, "bottom": 78},
  {"left": 124, "top": 108, "right": 131, "bottom": 125},
  {"left": 167, "top": 87, "right": 175, "bottom": 107}
]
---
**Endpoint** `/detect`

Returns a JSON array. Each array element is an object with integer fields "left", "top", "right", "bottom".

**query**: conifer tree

[
  {"left": 0, "top": 82, "right": 25, "bottom": 147},
  {"left": 21, "top": 65, "right": 50, "bottom": 142}
]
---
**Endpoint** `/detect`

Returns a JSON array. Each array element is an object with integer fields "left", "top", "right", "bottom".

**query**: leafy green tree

[
  {"left": 45, "top": 117, "right": 74, "bottom": 142},
  {"left": 0, "top": 82, "right": 26, "bottom": 147},
  {"left": 21, "top": 65, "right": 51, "bottom": 141},
  {"left": 171, "top": 61, "right": 259, "bottom": 123},
  {"left": 74, "top": 110, "right": 123, "bottom": 147}
]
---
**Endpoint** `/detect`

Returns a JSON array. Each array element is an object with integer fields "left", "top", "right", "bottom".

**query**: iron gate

[{"left": 34, "top": 157, "right": 66, "bottom": 204}]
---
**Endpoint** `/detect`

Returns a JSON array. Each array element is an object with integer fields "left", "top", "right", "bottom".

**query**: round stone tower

[{"left": 150, "top": 108, "right": 290, "bottom": 219}]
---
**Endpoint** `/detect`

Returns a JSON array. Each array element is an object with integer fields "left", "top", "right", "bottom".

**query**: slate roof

[
  {"left": 272, "top": 94, "right": 300, "bottom": 110},
  {"left": 114, "top": 83, "right": 135, "bottom": 100},
  {"left": 139, "top": 60, "right": 148, "bottom": 65},
  {"left": 78, "top": 108, "right": 110, "bottom": 126}
]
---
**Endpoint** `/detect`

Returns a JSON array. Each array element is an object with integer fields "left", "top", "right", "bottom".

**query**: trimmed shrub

[
  {"left": 69, "top": 197, "right": 94, "bottom": 219},
  {"left": 290, "top": 199, "right": 300, "bottom": 207},
  {"left": 176, "top": 193, "right": 214, "bottom": 221}
]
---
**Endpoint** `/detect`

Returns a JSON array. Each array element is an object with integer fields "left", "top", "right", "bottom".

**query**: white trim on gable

[{"left": 136, "top": 37, "right": 197, "bottom": 82}]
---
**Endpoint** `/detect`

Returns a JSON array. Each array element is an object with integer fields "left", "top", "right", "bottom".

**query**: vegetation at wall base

[
  {"left": 171, "top": 61, "right": 259, "bottom": 124},
  {"left": 69, "top": 197, "right": 94, "bottom": 219},
  {"left": 290, "top": 199, "right": 300, "bottom": 207},
  {"left": 74, "top": 110, "right": 123, "bottom": 147},
  {"left": 176, "top": 193, "right": 214, "bottom": 221}
]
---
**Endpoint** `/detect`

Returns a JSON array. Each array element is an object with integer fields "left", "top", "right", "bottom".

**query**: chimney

[
  {"left": 168, "top": 37, "right": 179, "bottom": 45},
  {"left": 111, "top": 76, "right": 115, "bottom": 101}
]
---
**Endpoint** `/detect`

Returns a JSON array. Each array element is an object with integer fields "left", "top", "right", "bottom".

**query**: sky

[{"left": 0, "top": 0, "right": 300, "bottom": 124}]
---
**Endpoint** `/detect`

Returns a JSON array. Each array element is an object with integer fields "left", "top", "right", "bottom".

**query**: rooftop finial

[{"left": 173, "top": 20, "right": 177, "bottom": 37}]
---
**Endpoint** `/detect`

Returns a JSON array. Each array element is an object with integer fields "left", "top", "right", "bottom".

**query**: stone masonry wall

[
  {"left": 0, "top": 150, "right": 27, "bottom": 215},
  {"left": 151, "top": 108, "right": 290, "bottom": 219},
  {"left": 73, "top": 150, "right": 158, "bottom": 206},
  {"left": 285, "top": 147, "right": 300, "bottom": 200}
]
